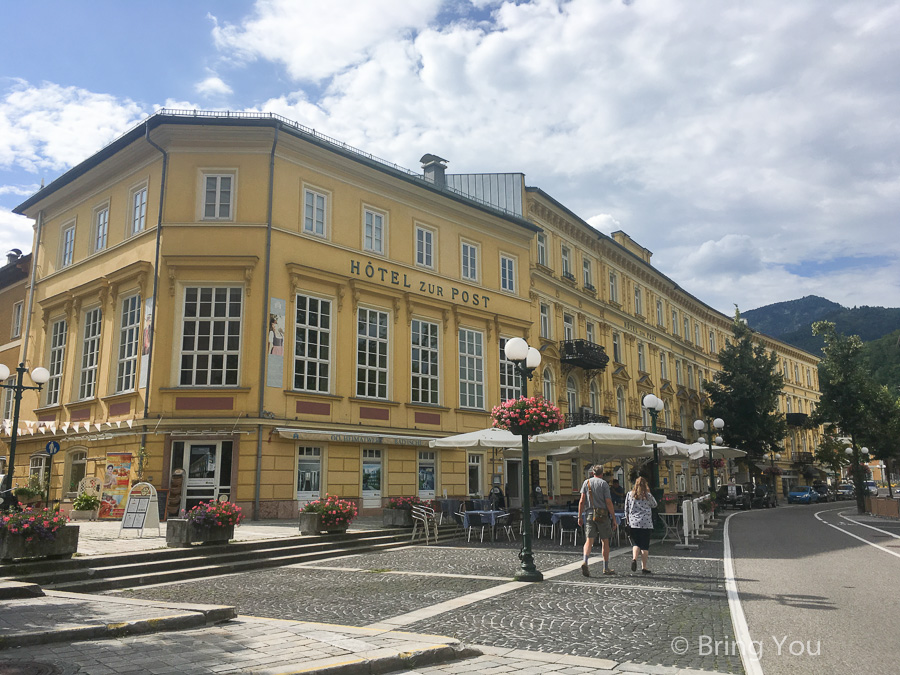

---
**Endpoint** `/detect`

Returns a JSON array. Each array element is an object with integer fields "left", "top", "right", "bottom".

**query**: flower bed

[
  {"left": 0, "top": 508, "right": 77, "bottom": 561},
  {"left": 186, "top": 500, "right": 244, "bottom": 528},
  {"left": 300, "top": 494, "right": 358, "bottom": 534},
  {"left": 383, "top": 496, "right": 435, "bottom": 527},
  {"left": 491, "top": 396, "right": 564, "bottom": 436}
]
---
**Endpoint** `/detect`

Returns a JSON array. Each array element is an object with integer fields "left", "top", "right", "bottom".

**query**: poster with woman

[
  {"left": 99, "top": 452, "right": 133, "bottom": 519},
  {"left": 138, "top": 297, "right": 153, "bottom": 389},
  {"left": 266, "top": 297, "right": 285, "bottom": 388}
]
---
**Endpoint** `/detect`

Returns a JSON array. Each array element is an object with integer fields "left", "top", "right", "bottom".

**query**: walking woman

[{"left": 624, "top": 476, "right": 657, "bottom": 574}]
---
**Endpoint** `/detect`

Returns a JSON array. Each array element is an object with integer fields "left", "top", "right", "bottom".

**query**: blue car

[{"left": 788, "top": 486, "right": 819, "bottom": 504}]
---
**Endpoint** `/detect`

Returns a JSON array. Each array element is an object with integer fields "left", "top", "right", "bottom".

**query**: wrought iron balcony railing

[
  {"left": 565, "top": 412, "right": 610, "bottom": 427},
  {"left": 559, "top": 339, "right": 610, "bottom": 371},
  {"left": 640, "top": 426, "right": 686, "bottom": 443},
  {"left": 795, "top": 452, "right": 814, "bottom": 464},
  {"left": 786, "top": 412, "right": 809, "bottom": 427}
]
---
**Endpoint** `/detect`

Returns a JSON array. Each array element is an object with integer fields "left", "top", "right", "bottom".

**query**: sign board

[
  {"left": 727, "top": 484, "right": 737, "bottom": 498},
  {"left": 46, "top": 440, "right": 60, "bottom": 456},
  {"left": 118, "top": 482, "right": 160, "bottom": 538}
]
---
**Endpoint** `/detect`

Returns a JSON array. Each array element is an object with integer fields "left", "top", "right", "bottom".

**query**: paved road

[{"left": 728, "top": 503, "right": 900, "bottom": 674}]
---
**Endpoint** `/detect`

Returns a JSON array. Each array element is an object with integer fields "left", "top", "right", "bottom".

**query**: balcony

[
  {"left": 795, "top": 452, "right": 814, "bottom": 464},
  {"left": 565, "top": 412, "right": 610, "bottom": 427},
  {"left": 584, "top": 282, "right": 596, "bottom": 292},
  {"left": 640, "top": 426, "right": 686, "bottom": 443},
  {"left": 559, "top": 339, "right": 610, "bottom": 371},
  {"left": 562, "top": 271, "right": 576, "bottom": 283},
  {"left": 786, "top": 412, "right": 809, "bottom": 427}
]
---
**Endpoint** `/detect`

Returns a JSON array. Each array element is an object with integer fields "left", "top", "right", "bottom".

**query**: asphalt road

[{"left": 728, "top": 502, "right": 900, "bottom": 674}]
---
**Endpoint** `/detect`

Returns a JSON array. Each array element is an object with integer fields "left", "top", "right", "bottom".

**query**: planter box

[
  {"left": 69, "top": 509, "right": 99, "bottom": 521},
  {"left": 662, "top": 501, "right": 679, "bottom": 514},
  {"left": 166, "top": 518, "right": 235, "bottom": 547},
  {"left": 867, "top": 496, "right": 900, "bottom": 519},
  {"left": 0, "top": 524, "right": 79, "bottom": 561},
  {"left": 382, "top": 508, "right": 414, "bottom": 527},
  {"left": 299, "top": 512, "right": 349, "bottom": 535}
]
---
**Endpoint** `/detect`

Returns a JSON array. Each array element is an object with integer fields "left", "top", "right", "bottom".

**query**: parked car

[
  {"left": 836, "top": 483, "right": 855, "bottom": 499},
  {"left": 749, "top": 483, "right": 776, "bottom": 508},
  {"left": 864, "top": 480, "right": 879, "bottom": 496},
  {"left": 787, "top": 486, "right": 819, "bottom": 504},
  {"left": 716, "top": 484, "right": 751, "bottom": 510},
  {"left": 812, "top": 484, "right": 833, "bottom": 502}
]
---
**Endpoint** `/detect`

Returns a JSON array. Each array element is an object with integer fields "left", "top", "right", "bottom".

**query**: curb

[{"left": 251, "top": 643, "right": 482, "bottom": 675}]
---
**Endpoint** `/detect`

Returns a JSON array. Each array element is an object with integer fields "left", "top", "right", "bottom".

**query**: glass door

[
  {"left": 297, "top": 446, "right": 322, "bottom": 504},
  {"left": 171, "top": 441, "right": 232, "bottom": 512},
  {"left": 418, "top": 451, "right": 436, "bottom": 499},
  {"left": 362, "top": 449, "right": 382, "bottom": 508},
  {"left": 506, "top": 460, "right": 521, "bottom": 508}
]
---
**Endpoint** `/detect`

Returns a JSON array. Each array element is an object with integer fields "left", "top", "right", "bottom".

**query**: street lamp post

[
  {"left": 844, "top": 445, "right": 869, "bottom": 513},
  {"left": 503, "top": 337, "right": 543, "bottom": 583},
  {"left": 0, "top": 362, "right": 51, "bottom": 510},
  {"left": 694, "top": 417, "right": 724, "bottom": 496},
  {"left": 642, "top": 394, "right": 665, "bottom": 493}
]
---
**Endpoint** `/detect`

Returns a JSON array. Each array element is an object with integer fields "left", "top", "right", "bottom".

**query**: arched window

[
  {"left": 664, "top": 403, "right": 672, "bottom": 428},
  {"left": 641, "top": 401, "right": 649, "bottom": 427},
  {"left": 786, "top": 397, "right": 792, "bottom": 413},
  {"left": 679, "top": 405, "right": 687, "bottom": 434},
  {"left": 590, "top": 381, "right": 600, "bottom": 414},
  {"left": 66, "top": 449, "right": 88, "bottom": 495},
  {"left": 616, "top": 387, "right": 626, "bottom": 426},
  {"left": 566, "top": 377, "right": 577, "bottom": 412},
  {"left": 542, "top": 368, "right": 553, "bottom": 402}
]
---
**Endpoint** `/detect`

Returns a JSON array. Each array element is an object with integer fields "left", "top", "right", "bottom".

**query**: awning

[{"left": 275, "top": 428, "right": 434, "bottom": 447}]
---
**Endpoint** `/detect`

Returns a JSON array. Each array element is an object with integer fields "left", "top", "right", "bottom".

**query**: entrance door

[
  {"left": 506, "top": 460, "right": 521, "bottom": 508},
  {"left": 362, "top": 449, "right": 382, "bottom": 509},
  {"left": 171, "top": 441, "right": 233, "bottom": 512},
  {"left": 297, "top": 446, "right": 322, "bottom": 504},
  {"left": 418, "top": 451, "right": 436, "bottom": 499}
]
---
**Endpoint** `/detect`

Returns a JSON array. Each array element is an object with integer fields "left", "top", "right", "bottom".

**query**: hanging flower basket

[
  {"left": 700, "top": 458, "right": 726, "bottom": 469},
  {"left": 491, "top": 396, "right": 564, "bottom": 437},
  {"left": 762, "top": 466, "right": 783, "bottom": 476}
]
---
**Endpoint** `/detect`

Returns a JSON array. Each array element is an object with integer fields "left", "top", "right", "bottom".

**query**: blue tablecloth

[{"left": 461, "top": 510, "right": 507, "bottom": 529}]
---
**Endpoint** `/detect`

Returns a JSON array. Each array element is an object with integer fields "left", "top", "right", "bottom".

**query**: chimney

[
  {"left": 6, "top": 249, "right": 22, "bottom": 266},
  {"left": 420, "top": 154, "right": 448, "bottom": 187}
]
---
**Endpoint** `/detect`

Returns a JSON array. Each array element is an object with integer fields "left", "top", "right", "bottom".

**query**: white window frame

[
  {"left": 411, "top": 318, "right": 439, "bottom": 405},
  {"left": 537, "top": 233, "right": 547, "bottom": 267},
  {"left": 616, "top": 386, "right": 626, "bottom": 425},
  {"left": 637, "top": 341, "right": 646, "bottom": 372},
  {"left": 590, "top": 381, "right": 600, "bottom": 413},
  {"left": 47, "top": 318, "right": 67, "bottom": 406},
  {"left": 2, "top": 376, "right": 14, "bottom": 421},
  {"left": 561, "top": 246, "right": 572, "bottom": 278},
  {"left": 11, "top": 301, "right": 23, "bottom": 339},
  {"left": 585, "top": 322, "right": 595, "bottom": 345},
  {"left": 415, "top": 224, "right": 434, "bottom": 269},
  {"left": 303, "top": 187, "right": 328, "bottom": 237},
  {"left": 694, "top": 322, "right": 701, "bottom": 346},
  {"left": 461, "top": 241, "right": 479, "bottom": 282},
  {"left": 363, "top": 207, "right": 386, "bottom": 255},
  {"left": 499, "top": 338, "right": 518, "bottom": 403},
  {"left": 93, "top": 203, "right": 109, "bottom": 252},
  {"left": 179, "top": 286, "right": 243, "bottom": 387},
  {"left": 634, "top": 285, "right": 643, "bottom": 316},
  {"left": 500, "top": 254, "right": 516, "bottom": 292},
  {"left": 609, "top": 271, "right": 618, "bottom": 303},
  {"left": 458, "top": 328, "right": 484, "bottom": 410},
  {"left": 684, "top": 317, "right": 690, "bottom": 341},
  {"left": 468, "top": 453, "right": 483, "bottom": 496},
  {"left": 675, "top": 359, "right": 683, "bottom": 386},
  {"left": 563, "top": 313, "right": 575, "bottom": 341},
  {"left": 612, "top": 332, "right": 621, "bottom": 363},
  {"left": 540, "top": 303, "right": 551, "bottom": 339},
  {"left": 672, "top": 309, "right": 679, "bottom": 335},
  {"left": 61, "top": 223, "right": 75, "bottom": 268},
  {"left": 543, "top": 368, "right": 553, "bottom": 402},
  {"left": 356, "top": 307, "right": 389, "bottom": 399},
  {"left": 583, "top": 258, "right": 593, "bottom": 289},
  {"left": 294, "top": 294, "right": 332, "bottom": 394},
  {"left": 660, "top": 351, "right": 668, "bottom": 380},
  {"left": 297, "top": 446, "right": 322, "bottom": 501},
  {"left": 656, "top": 300, "right": 664, "bottom": 326},
  {"left": 130, "top": 184, "right": 148, "bottom": 235},
  {"left": 709, "top": 329, "right": 716, "bottom": 354},
  {"left": 115, "top": 294, "right": 141, "bottom": 394},
  {"left": 202, "top": 173, "right": 235, "bottom": 221},
  {"left": 688, "top": 364, "right": 694, "bottom": 390},
  {"left": 566, "top": 376, "right": 577, "bottom": 411}
]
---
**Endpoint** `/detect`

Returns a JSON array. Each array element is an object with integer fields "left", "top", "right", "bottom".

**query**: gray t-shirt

[{"left": 580, "top": 476, "right": 612, "bottom": 509}]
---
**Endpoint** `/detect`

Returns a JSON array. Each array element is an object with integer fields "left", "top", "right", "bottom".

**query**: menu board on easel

[{"left": 118, "top": 482, "right": 160, "bottom": 537}]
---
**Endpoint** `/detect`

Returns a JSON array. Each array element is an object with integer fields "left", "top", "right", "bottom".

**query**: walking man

[{"left": 577, "top": 465, "right": 617, "bottom": 576}]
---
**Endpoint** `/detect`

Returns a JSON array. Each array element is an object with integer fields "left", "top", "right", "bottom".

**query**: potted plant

[
  {"left": 0, "top": 507, "right": 78, "bottom": 561},
  {"left": 14, "top": 475, "right": 46, "bottom": 507},
  {"left": 490, "top": 395, "right": 564, "bottom": 436},
  {"left": 699, "top": 458, "right": 726, "bottom": 470},
  {"left": 698, "top": 498, "right": 716, "bottom": 514},
  {"left": 70, "top": 492, "right": 101, "bottom": 521},
  {"left": 299, "top": 494, "right": 358, "bottom": 534},
  {"left": 166, "top": 500, "right": 244, "bottom": 547},
  {"left": 660, "top": 493, "right": 680, "bottom": 513},
  {"left": 382, "top": 496, "right": 433, "bottom": 527}
]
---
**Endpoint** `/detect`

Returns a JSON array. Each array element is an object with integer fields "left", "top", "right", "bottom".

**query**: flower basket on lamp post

[{"left": 490, "top": 396, "right": 564, "bottom": 437}]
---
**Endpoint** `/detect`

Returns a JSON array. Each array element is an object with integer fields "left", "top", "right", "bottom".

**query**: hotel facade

[{"left": 5, "top": 111, "right": 821, "bottom": 518}]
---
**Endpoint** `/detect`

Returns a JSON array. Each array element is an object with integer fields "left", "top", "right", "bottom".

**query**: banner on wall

[
  {"left": 266, "top": 297, "right": 286, "bottom": 388},
  {"left": 139, "top": 296, "right": 153, "bottom": 389},
  {"left": 99, "top": 452, "right": 133, "bottom": 519}
]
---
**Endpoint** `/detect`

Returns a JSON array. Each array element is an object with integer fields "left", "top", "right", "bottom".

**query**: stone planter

[
  {"left": 299, "top": 512, "right": 349, "bottom": 535},
  {"left": 662, "top": 501, "right": 679, "bottom": 514},
  {"left": 382, "top": 508, "right": 414, "bottom": 527},
  {"left": 0, "top": 524, "right": 79, "bottom": 561},
  {"left": 69, "top": 509, "right": 99, "bottom": 521},
  {"left": 166, "top": 518, "right": 235, "bottom": 547}
]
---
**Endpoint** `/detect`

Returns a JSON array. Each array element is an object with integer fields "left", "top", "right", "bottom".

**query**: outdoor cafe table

[
  {"left": 460, "top": 510, "right": 507, "bottom": 529},
  {"left": 659, "top": 512, "right": 683, "bottom": 543}
]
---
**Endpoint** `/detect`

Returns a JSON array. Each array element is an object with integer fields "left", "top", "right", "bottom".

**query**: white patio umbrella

[
  {"left": 530, "top": 423, "right": 667, "bottom": 456},
  {"left": 429, "top": 427, "right": 524, "bottom": 449},
  {"left": 656, "top": 439, "right": 694, "bottom": 458},
  {"left": 687, "top": 443, "right": 747, "bottom": 460}
]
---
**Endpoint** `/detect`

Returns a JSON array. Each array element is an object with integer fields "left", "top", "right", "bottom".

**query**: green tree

[
  {"left": 811, "top": 321, "right": 883, "bottom": 512},
  {"left": 858, "top": 385, "right": 900, "bottom": 498},
  {"left": 814, "top": 426, "right": 851, "bottom": 478},
  {"left": 703, "top": 310, "right": 787, "bottom": 467}
]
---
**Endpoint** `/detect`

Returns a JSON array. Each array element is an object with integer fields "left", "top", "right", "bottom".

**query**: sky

[{"left": 2, "top": 0, "right": 899, "bottom": 316}]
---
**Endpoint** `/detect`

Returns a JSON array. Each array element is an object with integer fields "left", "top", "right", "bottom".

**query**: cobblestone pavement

[{"left": 110, "top": 521, "right": 742, "bottom": 674}]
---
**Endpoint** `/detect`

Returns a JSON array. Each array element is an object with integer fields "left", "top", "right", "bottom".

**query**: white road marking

[
  {"left": 838, "top": 512, "right": 900, "bottom": 539},
  {"left": 723, "top": 512, "right": 764, "bottom": 675},
  {"left": 814, "top": 507, "right": 900, "bottom": 559}
]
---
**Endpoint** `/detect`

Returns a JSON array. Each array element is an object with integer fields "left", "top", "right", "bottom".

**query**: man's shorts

[{"left": 584, "top": 512, "right": 613, "bottom": 540}]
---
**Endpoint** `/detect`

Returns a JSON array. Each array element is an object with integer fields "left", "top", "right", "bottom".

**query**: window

[
  {"left": 47, "top": 319, "right": 67, "bottom": 406},
  {"left": 131, "top": 186, "right": 148, "bottom": 235},
  {"left": 542, "top": 368, "right": 553, "bottom": 401},
  {"left": 794, "top": 365, "right": 800, "bottom": 382},
  {"left": 468, "top": 453, "right": 482, "bottom": 496},
  {"left": 203, "top": 174, "right": 233, "bottom": 220},
  {"left": 61, "top": 225, "right": 75, "bottom": 267},
  {"left": 675, "top": 358, "right": 683, "bottom": 385},
  {"left": 585, "top": 322, "right": 595, "bottom": 344},
  {"left": 303, "top": 188, "right": 327, "bottom": 236},
  {"left": 612, "top": 332, "right": 621, "bottom": 363},
  {"left": 684, "top": 317, "right": 690, "bottom": 340},
  {"left": 295, "top": 294, "right": 331, "bottom": 393},
  {"left": 583, "top": 259, "right": 593, "bottom": 289},
  {"left": 660, "top": 351, "right": 668, "bottom": 380},
  {"left": 679, "top": 404, "right": 687, "bottom": 433},
  {"left": 561, "top": 246, "right": 572, "bottom": 278},
  {"left": 656, "top": 300, "right": 664, "bottom": 326},
  {"left": 637, "top": 341, "right": 646, "bottom": 372},
  {"left": 499, "top": 338, "right": 518, "bottom": 403},
  {"left": 688, "top": 364, "right": 694, "bottom": 389},
  {"left": 537, "top": 233, "right": 547, "bottom": 267},
  {"left": 609, "top": 272, "right": 618, "bottom": 303},
  {"left": 116, "top": 295, "right": 141, "bottom": 393},
  {"left": 642, "top": 403, "right": 649, "bottom": 427},
  {"left": 540, "top": 303, "right": 551, "bottom": 339},
  {"left": 363, "top": 208, "right": 384, "bottom": 254},
  {"left": 786, "top": 397, "right": 793, "bottom": 413},
  {"left": 566, "top": 376, "right": 577, "bottom": 411},
  {"left": 67, "top": 450, "right": 87, "bottom": 494},
  {"left": 634, "top": 285, "right": 643, "bottom": 316},
  {"left": 357, "top": 307, "right": 389, "bottom": 399},
  {"left": 418, "top": 451, "right": 436, "bottom": 497},
  {"left": 616, "top": 386, "right": 626, "bottom": 425},
  {"left": 672, "top": 309, "right": 679, "bottom": 335},
  {"left": 461, "top": 242, "right": 478, "bottom": 281},
  {"left": 563, "top": 313, "right": 574, "bottom": 341},
  {"left": 694, "top": 323, "right": 701, "bottom": 346},
  {"left": 297, "top": 447, "right": 322, "bottom": 500},
  {"left": 94, "top": 206, "right": 109, "bottom": 251},
  {"left": 29, "top": 455, "right": 47, "bottom": 483},
  {"left": 416, "top": 226, "right": 434, "bottom": 268},
  {"left": 547, "top": 460, "right": 556, "bottom": 498},
  {"left": 590, "top": 381, "right": 600, "bottom": 413},
  {"left": 709, "top": 329, "right": 716, "bottom": 354},
  {"left": 2, "top": 375, "right": 14, "bottom": 421},
  {"left": 500, "top": 255, "right": 516, "bottom": 292},
  {"left": 806, "top": 368, "right": 812, "bottom": 387},
  {"left": 180, "top": 286, "right": 242, "bottom": 386},
  {"left": 458, "top": 328, "right": 484, "bottom": 409},
  {"left": 411, "top": 319, "right": 439, "bottom": 404},
  {"left": 11, "top": 301, "right": 23, "bottom": 339},
  {"left": 571, "top": 459, "right": 580, "bottom": 493}
]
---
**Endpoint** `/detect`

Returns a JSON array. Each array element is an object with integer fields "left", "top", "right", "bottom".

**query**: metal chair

[
  {"left": 411, "top": 505, "right": 438, "bottom": 544},
  {"left": 451, "top": 511, "right": 466, "bottom": 537},
  {"left": 534, "top": 510, "right": 554, "bottom": 539},
  {"left": 499, "top": 510, "right": 521, "bottom": 541},
  {"left": 466, "top": 512, "right": 488, "bottom": 542},
  {"left": 558, "top": 514, "right": 580, "bottom": 546}
]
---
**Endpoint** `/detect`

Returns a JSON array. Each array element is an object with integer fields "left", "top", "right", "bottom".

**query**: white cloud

[
  {"left": 0, "top": 207, "right": 35, "bottom": 255},
  {"left": 195, "top": 75, "right": 233, "bottom": 98}
]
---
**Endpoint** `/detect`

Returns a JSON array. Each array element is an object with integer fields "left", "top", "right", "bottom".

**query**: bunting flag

[
  {"left": 94, "top": 423, "right": 101, "bottom": 432},
  {"left": 126, "top": 420, "right": 133, "bottom": 429},
  {"left": 24, "top": 420, "right": 34, "bottom": 429},
  {"left": 116, "top": 421, "right": 122, "bottom": 428},
  {"left": 49, "top": 424, "right": 56, "bottom": 434},
  {"left": 105, "top": 422, "right": 113, "bottom": 428},
  {"left": 61, "top": 422, "right": 69, "bottom": 433},
  {"left": 39, "top": 427, "right": 46, "bottom": 434}
]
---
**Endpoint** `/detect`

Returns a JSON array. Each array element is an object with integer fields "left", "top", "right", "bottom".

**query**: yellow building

[{"left": 6, "top": 110, "right": 820, "bottom": 517}]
